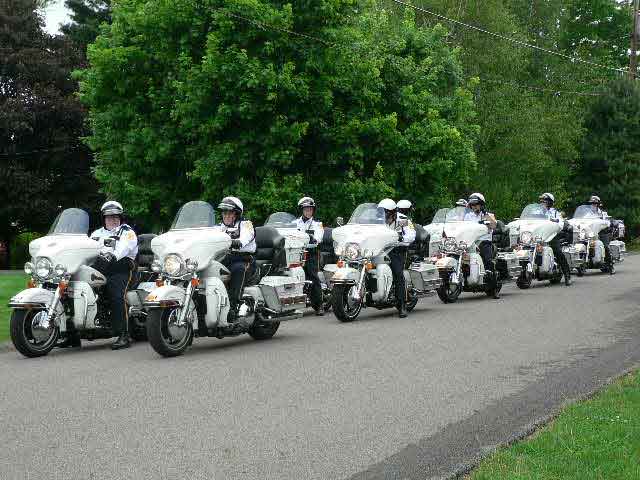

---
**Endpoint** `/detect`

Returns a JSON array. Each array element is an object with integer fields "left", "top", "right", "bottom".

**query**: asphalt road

[{"left": 1, "top": 257, "right": 639, "bottom": 480}]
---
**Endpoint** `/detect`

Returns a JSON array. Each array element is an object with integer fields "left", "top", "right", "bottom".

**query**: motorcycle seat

[{"left": 247, "top": 227, "right": 286, "bottom": 284}]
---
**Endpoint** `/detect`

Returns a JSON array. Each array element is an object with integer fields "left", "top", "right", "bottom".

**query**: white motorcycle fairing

[
  {"left": 29, "top": 234, "right": 100, "bottom": 275},
  {"left": 442, "top": 221, "right": 489, "bottom": 248},
  {"left": 332, "top": 224, "right": 399, "bottom": 258},
  {"left": 508, "top": 219, "right": 561, "bottom": 244},
  {"left": 151, "top": 228, "right": 231, "bottom": 271}
]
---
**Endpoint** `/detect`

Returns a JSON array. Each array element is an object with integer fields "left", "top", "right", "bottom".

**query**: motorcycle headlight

[
  {"left": 35, "top": 257, "right": 53, "bottom": 279},
  {"left": 54, "top": 264, "right": 67, "bottom": 277},
  {"left": 520, "top": 231, "right": 533, "bottom": 245},
  {"left": 344, "top": 243, "right": 361, "bottom": 260},
  {"left": 24, "top": 262, "right": 34, "bottom": 275},
  {"left": 151, "top": 260, "right": 162, "bottom": 273},
  {"left": 163, "top": 254, "right": 185, "bottom": 276},
  {"left": 186, "top": 258, "right": 198, "bottom": 273},
  {"left": 333, "top": 241, "right": 344, "bottom": 256}
]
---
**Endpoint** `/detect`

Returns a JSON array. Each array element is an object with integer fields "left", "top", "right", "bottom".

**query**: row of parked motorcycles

[{"left": 8, "top": 201, "right": 626, "bottom": 358}]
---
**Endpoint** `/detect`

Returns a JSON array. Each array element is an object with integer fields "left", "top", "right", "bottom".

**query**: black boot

[
  {"left": 59, "top": 332, "right": 81, "bottom": 348},
  {"left": 111, "top": 334, "right": 131, "bottom": 350},
  {"left": 314, "top": 305, "right": 325, "bottom": 316},
  {"left": 564, "top": 271, "right": 573, "bottom": 286},
  {"left": 398, "top": 300, "right": 408, "bottom": 318}
]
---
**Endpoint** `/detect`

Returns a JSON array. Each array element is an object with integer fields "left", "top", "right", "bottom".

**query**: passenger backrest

[
  {"left": 254, "top": 226, "right": 286, "bottom": 274},
  {"left": 137, "top": 234, "right": 157, "bottom": 268}
]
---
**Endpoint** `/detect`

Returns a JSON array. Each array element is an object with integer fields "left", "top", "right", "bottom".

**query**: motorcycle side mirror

[
  {"left": 335, "top": 217, "right": 344, "bottom": 226},
  {"left": 513, "top": 217, "right": 519, "bottom": 221},
  {"left": 305, "top": 229, "right": 314, "bottom": 235},
  {"left": 551, "top": 218, "right": 559, "bottom": 223}
]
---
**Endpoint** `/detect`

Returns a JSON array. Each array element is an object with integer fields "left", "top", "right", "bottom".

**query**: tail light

[{"left": 58, "top": 281, "right": 68, "bottom": 296}]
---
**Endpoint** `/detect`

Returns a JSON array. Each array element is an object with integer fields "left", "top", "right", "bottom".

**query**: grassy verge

[
  {"left": 0, "top": 273, "right": 27, "bottom": 342},
  {"left": 469, "top": 370, "right": 640, "bottom": 480}
]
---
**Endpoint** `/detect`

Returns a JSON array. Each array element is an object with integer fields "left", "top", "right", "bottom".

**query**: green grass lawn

[
  {"left": 0, "top": 273, "right": 27, "bottom": 342},
  {"left": 469, "top": 370, "right": 640, "bottom": 480}
]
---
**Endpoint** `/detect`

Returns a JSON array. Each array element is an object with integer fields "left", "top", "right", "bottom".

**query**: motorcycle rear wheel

[
  {"left": 332, "top": 284, "right": 363, "bottom": 322},
  {"left": 146, "top": 307, "right": 192, "bottom": 357}
]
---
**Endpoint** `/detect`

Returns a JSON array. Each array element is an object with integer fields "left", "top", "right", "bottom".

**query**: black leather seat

[
  {"left": 252, "top": 226, "right": 286, "bottom": 280},
  {"left": 319, "top": 227, "right": 336, "bottom": 268},
  {"left": 136, "top": 234, "right": 156, "bottom": 269}
]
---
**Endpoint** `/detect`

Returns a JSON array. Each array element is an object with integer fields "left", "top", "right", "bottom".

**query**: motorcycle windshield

[
  {"left": 47, "top": 208, "right": 90, "bottom": 235},
  {"left": 265, "top": 212, "right": 297, "bottom": 228},
  {"left": 520, "top": 204, "right": 548, "bottom": 220},
  {"left": 573, "top": 205, "right": 602, "bottom": 219},
  {"left": 432, "top": 208, "right": 449, "bottom": 224},
  {"left": 444, "top": 206, "right": 470, "bottom": 222},
  {"left": 348, "top": 203, "right": 386, "bottom": 224},
  {"left": 171, "top": 201, "right": 216, "bottom": 229}
]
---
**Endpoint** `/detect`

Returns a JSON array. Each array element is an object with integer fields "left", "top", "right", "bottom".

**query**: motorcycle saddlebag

[
  {"left": 259, "top": 276, "right": 306, "bottom": 313},
  {"left": 408, "top": 261, "right": 440, "bottom": 291},
  {"left": 609, "top": 240, "right": 626, "bottom": 262},
  {"left": 495, "top": 251, "right": 521, "bottom": 279}
]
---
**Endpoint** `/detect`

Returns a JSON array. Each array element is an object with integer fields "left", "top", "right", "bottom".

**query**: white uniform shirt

[
  {"left": 463, "top": 210, "right": 492, "bottom": 241},
  {"left": 294, "top": 216, "right": 324, "bottom": 248},
  {"left": 90, "top": 224, "right": 138, "bottom": 261},
  {"left": 387, "top": 213, "right": 416, "bottom": 247},
  {"left": 543, "top": 207, "right": 567, "bottom": 228},
  {"left": 218, "top": 220, "right": 256, "bottom": 253}
]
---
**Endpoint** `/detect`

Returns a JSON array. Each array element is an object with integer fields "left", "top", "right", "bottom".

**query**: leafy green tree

[
  {"left": 575, "top": 79, "right": 640, "bottom": 229},
  {"left": 79, "top": 0, "right": 478, "bottom": 226}
]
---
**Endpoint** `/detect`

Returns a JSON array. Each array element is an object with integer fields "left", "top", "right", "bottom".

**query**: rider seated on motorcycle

[
  {"left": 538, "top": 192, "right": 572, "bottom": 286},
  {"left": 379, "top": 198, "right": 416, "bottom": 318},
  {"left": 455, "top": 198, "right": 468, "bottom": 220},
  {"left": 294, "top": 196, "right": 325, "bottom": 316},
  {"left": 90, "top": 201, "right": 139, "bottom": 350},
  {"left": 217, "top": 196, "right": 256, "bottom": 323},
  {"left": 463, "top": 193, "right": 500, "bottom": 294},
  {"left": 587, "top": 195, "right": 614, "bottom": 273}
]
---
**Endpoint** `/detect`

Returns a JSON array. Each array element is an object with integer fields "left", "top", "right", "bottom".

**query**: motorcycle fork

[
  {"left": 356, "top": 264, "right": 367, "bottom": 299},
  {"left": 46, "top": 284, "right": 64, "bottom": 328},
  {"left": 177, "top": 276, "right": 197, "bottom": 326}
]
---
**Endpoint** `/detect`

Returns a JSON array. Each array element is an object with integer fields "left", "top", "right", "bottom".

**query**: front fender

[
  {"left": 9, "top": 288, "right": 55, "bottom": 308},
  {"left": 330, "top": 266, "right": 360, "bottom": 284},
  {"left": 144, "top": 285, "right": 186, "bottom": 308}
]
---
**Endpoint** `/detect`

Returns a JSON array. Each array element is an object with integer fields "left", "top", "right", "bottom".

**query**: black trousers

[
  {"left": 389, "top": 248, "right": 406, "bottom": 310},
  {"left": 550, "top": 235, "right": 571, "bottom": 278},
  {"left": 599, "top": 231, "right": 612, "bottom": 266},
  {"left": 104, "top": 258, "right": 135, "bottom": 337},
  {"left": 478, "top": 241, "right": 493, "bottom": 271},
  {"left": 222, "top": 254, "right": 256, "bottom": 309},
  {"left": 304, "top": 248, "right": 323, "bottom": 310}
]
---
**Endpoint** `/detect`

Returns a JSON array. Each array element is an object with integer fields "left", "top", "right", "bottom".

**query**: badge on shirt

[
  {"left": 126, "top": 231, "right": 135, "bottom": 241},
  {"left": 244, "top": 221, "right": 254, "bottom": 235}
]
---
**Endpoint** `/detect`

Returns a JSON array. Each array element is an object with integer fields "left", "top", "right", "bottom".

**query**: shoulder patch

[
  {"left": 318, "top": 222, "right": 323, "bottom": 228},
  {"left": 244, "top": 221, "right": 254, "bottom": 231},
  {"left": 126, "top": 231, "right": 136, "bottom": 241}
]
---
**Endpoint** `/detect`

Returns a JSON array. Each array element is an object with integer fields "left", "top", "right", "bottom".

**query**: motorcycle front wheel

[
  {"left": 332, "top": 284, "right": 363, "bottom": 322},
  {"left": 437, "top": 273, "right": 462, "bottom": 303},
  {"left": 146, "top": 307, "right": 192, "bottom": 357},
  {"left": 10, "top": 309, "right": 59, "bottom": 358}
]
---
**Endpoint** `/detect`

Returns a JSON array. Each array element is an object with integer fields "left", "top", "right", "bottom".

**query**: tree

[
  {"left": 0, "top": 0, "right": 100, "bottom": 259},
  {"left": 575, "top": 79, "right": 640, "bottom": 229},
  {"left": 79, "top": 0, "right": 479, "bottom": 226},
  {"left": 61, "top": 1, "right": 112, "bottom": 52}
]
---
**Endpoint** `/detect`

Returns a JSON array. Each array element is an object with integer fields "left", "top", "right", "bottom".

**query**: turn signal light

[
  {"left": 59, "top": 281, "right": 68, "bottom": 296},
  {"left": 155, "top": 279, "right": 164, "bottom": 287},
  {"left": 190, "top": 278, "right": 200, "bottom": 287},
  {"left": 304, "top": 251, "right": 309, "bottom": 261},
  {"left": 337, "top": 260, "right": 345, "bottom": 268},
  {"left": 536, "top": 244, "right": 544, "bottom": 253},
  {"left": 365, "top": 262, "right": 375, "bottom": 271},
  {"left": 27, "top": 279, "right": 36, "bottom": 288}
]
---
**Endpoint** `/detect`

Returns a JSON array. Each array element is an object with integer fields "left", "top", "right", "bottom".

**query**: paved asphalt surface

[{"left": 1, "top": 257, "right": 639, "bottom": 480}]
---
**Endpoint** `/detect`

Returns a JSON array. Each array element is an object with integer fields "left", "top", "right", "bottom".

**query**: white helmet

[
  {"left": 297, "top": 196, "right": 316, "bottom": 209},
  {"left": 218, "top": 196, "right": 243, "bottom": 214},
  {"left": 101, "top": 200, "right": 124, "bottom": 217},
  {"left": 396, "top": 199, "right": 412, "bottom": 210},
  {"left": 467, "top": 193, "right": 485, "bottom": 207},
  {"left": 539, "top": 192, "right": 555, "bottom": 205},
  {"left": 377, "top": 198, "right": 397, "bottom": 211},
  {"left": 589, "top": 195, "right": 601, "bottom": 205},
  {"left": 455, "top": 198, "right": 468, "bottom": 207}
]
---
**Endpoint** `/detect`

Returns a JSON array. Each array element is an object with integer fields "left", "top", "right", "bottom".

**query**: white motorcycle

[
  {"left": 568, "top": 205, "right": 625, "bottom": 275},
  {"left": 264, "top": 212, "right": 332, "bottom": 311},
  {"left": 508, "top": 204, "right": 569, "bottom": 288},
  {"left": 144, "top": 201, "right": 306, "bottom": 357},
  {"left": 424, "top": 207, "right": 450, "bottom": 256},
  {"left": 8, "top": 208, "right": 153, "bottom": 357},
  {"left": 327, "top": 203, "right": 440, "bottom": 322},
  {"left": 430, "top": 207, "right": 521, "bottom": 302}
]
